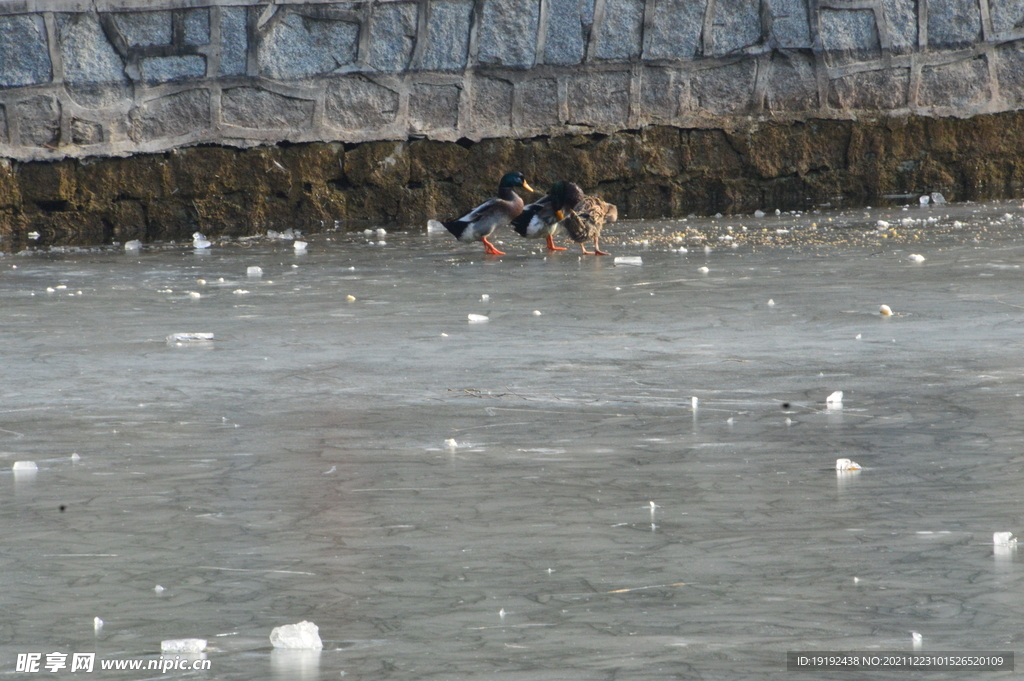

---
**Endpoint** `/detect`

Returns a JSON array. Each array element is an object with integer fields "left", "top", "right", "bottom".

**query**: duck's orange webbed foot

[{"left": 545, "top": 235, "right": 566, "bottom": 251}]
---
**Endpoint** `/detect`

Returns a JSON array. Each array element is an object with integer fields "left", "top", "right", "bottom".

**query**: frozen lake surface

[{"left": 2, "top": 202, "right": 1024, "bottom": 679}]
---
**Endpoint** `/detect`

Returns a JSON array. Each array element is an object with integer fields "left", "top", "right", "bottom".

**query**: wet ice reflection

[{"left": 2, "top": 200, "right": 1024, "bottom": 678}]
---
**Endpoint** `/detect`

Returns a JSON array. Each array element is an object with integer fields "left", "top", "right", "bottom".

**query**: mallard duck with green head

[
  {"left": 442, "top": 172, "right": 534, "bottom": 255},
  {"left": 563, "top": 193, "right": 618, "bottom": 256},
  {"left": 511, "top": 181, "right": 585, "bottom": 252}
]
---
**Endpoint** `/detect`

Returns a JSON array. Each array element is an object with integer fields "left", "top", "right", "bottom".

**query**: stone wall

[{"left": 3, "top": 0, "right": 1024, "bottom": 162}]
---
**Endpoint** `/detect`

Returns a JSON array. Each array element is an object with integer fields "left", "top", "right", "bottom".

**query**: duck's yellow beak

[
  {"left": 521, "top": 181, "right": 536, "bottom": 193},
  {"left": 555, "top": 210, "right": 564, "bottom": 221}
]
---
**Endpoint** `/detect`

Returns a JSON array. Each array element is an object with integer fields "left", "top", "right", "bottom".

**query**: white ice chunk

[
  {"left": 704, "top": 246, "right": 712, "bottom": 254},
  {"left": 124, "top": 240, "right": 142, "bottom": 251},
  {"left": 232, "top": 289, "right": 250, "bottom": 295},
  {"left": 876, "top": 220, "right": 890, "bottom": 229},
  {"left": 166, "top": 332, "right": 214, "bottom": 343},
  {"left": 698, "top": 266, "right": 709, "bottom": 273},
  {"left": 376, "top": 228, "right": 387, "bottom": 237},
  {"left": 154, "top": 585, "right": 165, "bottom": 593},
  {"left": 908, "top": 254, "right": 925, "bottom": 262},
  {"left": 919, "top": 195, "right": 930, "bottom": 205},
  {"left": 468, "top": 314, "right": 489, "bottom": 323},
  {"left": 12, "top": 461, "right": 38, "bottom": 471},
  {"left": 293, "top": 241, "right": 308, "bottom": 253},
  {"left": 481, "top": 294, "right": 490, "bottom": 301},
  {"left": 930, "top": 192, "right": 947, "bottom": 204},
  {"left": 835, "top": 458, "right": 861, "bottom": 471},
  {"left": 94, "top": 617, "right": 103, "bottom": 632},
  {"left": 614, "top": 256, "right": 643, "bottom": 266},
  {"left": 247, "top": 266, "right": 263, "bottom": 277},
  {"left": 71, "top": 453, "right": 81, "bottom": 462},
  {"left": 346, "top": 295, "right": 356, "bottom": 301},
  {"left": 188, "top": 291, "right": 201, "bottom": 299},
  {"left": 270, "top": 621, "right": 323, "bottom": 650},
  {"left": 427, "top": 219, "right": 446, "bottom": 233},
  {"left": 533, "top": 310, "right": 542, "bottom": 316},
  {"left": 161, "top": 639, "right": 206, "bottom": 653},
  {"left": 994, "top": 532, "right": 1017, "bottom": 546},
  {"left": 767, "top": 299, "right": 775, "bottom": 307},
  {"left": 754, "top": 210, "right": 765, "bottom": 218},
  {"left": 826, "top": 391, "right": 843, "bottom": 407},
  {"left": 192, "top": 232, "right": 211, "bottom": 249},
  {"left": 444, "top": 438, "right": 458, "bottom": 448},
  {"left": 879, "top": 304, "right": 893, "bottom": 316},
  {"left": 691, "top": 396, "right": 699, "bottom": 409}
]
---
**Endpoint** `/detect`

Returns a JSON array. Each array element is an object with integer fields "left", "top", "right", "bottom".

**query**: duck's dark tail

[
  {"left": 510, "top": 205, "right": 539, "bottom": 237},
  {"left": 443, "top": 219, "right": 468, "bottom": 238}
]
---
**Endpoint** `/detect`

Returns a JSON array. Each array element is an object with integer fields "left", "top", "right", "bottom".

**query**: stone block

[
  {"left": 70, "top": 119, "right": 103, "bottom": 145},
  {"left": 882, "top": 0, "right": 916, "bottom": 54},
  {"left": 827, "top": 67, "right": 908, "bottom": 109},
  {"left": 409, "top": 83, "right": 461, "bottom": 132},
  {"left": 369, "top": 3, "right": 417, "bottom": 72},
  {"left": 767, "top": 0, "right": 810, "bottom": 49},
  {"left": 58, "top": 13, "right": 129, "bottom": 107},
  {"left": 219, "top": 7, "right": 248, "bottom": 76},
  {"left": 471, "top": 77, "right": 513, "bottom": 130},
  {"left": 0, "top": 105, "right": 7, "bottom": 144},
  {"left": 409, "top": 139, "right": 469, "bottom": 183},
  {"left": 684, "top": 129, "right": 743, "bottom": 176},
  {"left": 595, "top": 0, "right": 644, "bottom": 60},
  {"left": 344, "top": 141, "right": 411, "bottom": 187},
  {"left": 324, "top": 76, "right": 400, "bottom": 129},
  {"left": 0, "top": 15, "right": 52, "bottom": 87},
  {"left": 142, "top": 55, "right": 206, "bottom": 84},
  {"left": 18, "top": 160, "right": 77, "bottom": 205},
  {"left": 76, "top": 154, "right": 169, "bottom": 205},
  {"left": 692, "top": 60, "right": 756, "bottom": 114},
  {"left": 640, "top": 126, "right": 683, "bottom": 176},
  {"left": 478, "top": 0, "right": 539, "bottom": 67},
  {"left": 258, "top": 10, "right": 359, "bottom": 79},
  {"left": 421, "top": 1, "right": 472, "bottom": 71},
  {"left": 222, "top": 87, "right": 315, "bottom": 130},
  {"left": 919, "top": 57, "right": 989, "bottom": 108},
  {"left": 928, "top": 0, "right": 981, "bottom": 48},
  {"left": 15, "top": 96, "right": 60, "bottom": 148},
  {"left": 766, "top": 51, "right": 817, "bottom": 112},
  {"left": 519, "top": 77, "right": 559, "bottom": 127},
  {"left": 567, "top": 71, "right": 630, "bottom": 126},
  {"left": 820, "top": 9, "right": 880, "bottom": 64},
  {"left": 129, "top": 89, "right": 211, "bottom": 142},
  {"left": 113, "top": 11, "right": 172, "bottom": 46},
  {"left": 544, "top": 0, "right": 586, "bottom": 65},
  {"left": 709, "top": 0, "right": 761, "bottom": 56},
  {"left": 184, "top": 8, "right": 210, "bottom": 46},
  {"left": 640, "top": 67, "right": 685, "bottom": 121},
  {"left": 991, "top": 0, "right": 1024, "bottom": 36},
  {"left": 644, "top": 0, "right": 704, "bottom": 59},
  {"left": 996, "top": 41, "right": 1024, "bottom": 106}
]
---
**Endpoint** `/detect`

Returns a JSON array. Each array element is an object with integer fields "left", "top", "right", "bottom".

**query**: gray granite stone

[
  {"left": 544, "top": 0, "right": 586, "bottom": 65},
  {"left": 70, "top": 118, "right": 103, "bottom": 145},
  {"left": 258, "top": 10, "right": 359, "bottom": 79},
  {"left": 827, "top": 67, "right": 908, "bottom": 109},
  {"left": 58, "top": 13, "right": 130, "bottom": 108},
  {"left": 767, "top": 0, "right": 810, "bottom": 49},
  {"left": 580, "top": 0, "right": 596, "bottom": 28},
  {"left": 324, "top": 76, "right": 400, "bottom": 129},
  {"left": 0, "top": 105, "right": 7, "bottom": 144},
  {"left": 766, "top": 51, "right": 817, "bottom": 111},
  {"left": 471, "top": 77, "right": 513, "bottom": 128},
  {"left": 222, "top": 87, "right": 314, "bottom": 129},
  {"left": 692, "top": 59, "right": 756, "bottom": 113},
  {"left": 645, "top": 0, "right": 704, "bottom": 60},
  {"left": 369, "top": 3, "right": 417, "bottom": 72},
  {"left": 640, "top": 66, "right": 685, "bottom": 120},
  {"left": 595, "top": 0, "right": 644, "bottom": 60},
  {"left": 184, "top": 8, "right": 210, "bottom": 46},
  {"left": 518, "top": 77, "right": 559, "bottom": 126},
  {"left": 928, "top": 0, "right": 981, "bottom": 48},
  {"left": 113, "top": 10, "right": 172, "bottom": 46},
  {"left": 919, "top": 56, "right": 989, "bottom": 107},
  {"left": 882, "top": 0, "right": 916, "bottom": 54},
  {"left": 478, "top": 0, "right": 540, "bottom": 67},
  {"left": 14, "top": 95, "right": 60, "bottom": 147},
  {"left": 567, "top": 71, "right": 630, "bottom": 125},
  {"left": 709, "top": 0, "right": 761, "bottom": 56},
  {"left": 820, "top": 8, "right": 880, "bottom": 64},
  {"left": 142, "top": 55, "right": 206, "bottom": 84},
  {"left": 421, "top": 1, "right": 472, "bottom": 71},
  {"left": 129, "top": 89, "right": 211, "bottom": 142},
  {"left": 996, "top": 41, "right": 1024, "bottom": 106},
  {"left": 0, "top": 15, "right": 51, "bottom": 87},
  {"left": 409, "top": 83, "right": 461, "bottom": 132},
  {"left": 219, "top": 7, "right": 248, "bottom": 77},
  {"left": 991, "top": 0, "right": 1024, "bottom": 36}
]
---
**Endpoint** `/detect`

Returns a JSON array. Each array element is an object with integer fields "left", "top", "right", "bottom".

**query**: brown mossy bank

[{"left": 4, "top": 113, "right": 1024, "bottom": 250}]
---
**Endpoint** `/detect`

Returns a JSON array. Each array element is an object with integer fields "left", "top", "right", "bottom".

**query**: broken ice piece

[
  {"left": 533, "top": 310, "right": 542, "bottom": 316},
  {"left": 154, "top": 585, "right": 166, "bottom": 593},
  {"left": 767, "top": 299, "right": 775, "bottom": 307},
  {"left": 124, "top": 240, "right": 142, "bottom": 251},
  {"left": 161, "top": 639, "right": 206, "bottom": 654},
  {"left": 919, "top": 195, "right": 930, "bottom": 205},
  {"left": 993, "top": 532, "right": 1017, "bottom": 546},
  {"left": 835, "top": 458, "right": 862, "bottom": 471},
  {"left": 293, "top": 241, "right": 308, "bottom": 253},
  {"left": 247, "top": 266, "right": 263, "bottom": 277},
  {"left": 376, "top": 228, "right": 387, "bottom": 237},
  {"left": 166, "top": 333, "right": 214, "bottom": 343},
  {"left": 826, "top": 391, "right": 843, "bottom": 407},
  {"left": 12, "top": 461, "right": 38, "bottom": 471},
  {"left": 879, "top": 304, "right": 893, "bottom": 316},
  {"left": 94, "top": 617, "right": 103, "bottom": 632},
  {"left": 698, "top": 266, "right": 709, "bottom": 273},
  {"left": 908, "top": 254, "right": 925, "bottom": 262},
  {"left": 691, "top": 396, "right": 698, "bottom": 409},
  {"left": 754, "top": 209, "right": 765, "bottom": 218},
  {"left": 467, "top": 314, "right": 489, "bottom": 323},
  {"left": 270, "top": 621, "right": 322, "bottom": 650},
  {"left": 614, "top": 256, "right": 643, "bottom": 266},
  {"left": 930, "top": 192, "right": 946, "bottom": 205},
  {"left": 481, "top": 294, "right": 490, "bottom": 301},
  {"left": 232, "top": 289, "right": 249, "bottom": 295},
  {"left": 427, "top": 219, "right": 446, "bottom": 233},
  {"left": 71, "top": 453, "right": 81, "bottom": 462},
  {"left": 192, "top": 232, "right": 211, "bottom": 249},
  {"left": 444, "top": 438, "right": 458, "bottom": 448},
  {"left": 346, "top": 295, "right": 356, "bottom": 302},
  {"left": 188, "top": 291, "right": 201, "bottom": 299}
]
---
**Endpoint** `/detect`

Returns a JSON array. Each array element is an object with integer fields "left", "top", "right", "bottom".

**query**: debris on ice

[
  {"left": 879, "top": 304, "right": 893, "bottom": 316},
  {"left": 125, "top": 240, "right": 142, "bottom": 251},
  {"left": 12, "top": 461, "right": 38, "bottom": 471},
  {"left": 468, "top": 314, "right": 489, "bottom": 322},
  {"left": 188, "top": 291, "right": 201, "bottom": 299},
  {"left": 698, "top": 266, "right": 709, "bottom": 273},
  {"left": 767, "top": 299, "right": 775, "bottom": 307},
  {"left": 247, "top": 266, "right": 263, "bottom": 277},
  {"left": 444, "top": 439, "right": 458, "bottom": 448},
  {"left": 192, "top": 232, "right": 211, "bottom": 249},
  {"left": 270, "top": 621, "right": 323, "bottom": 650},
  {"left": 912, "top": 631, "right": 922, "bottom": 649},
  {"left": 232, "top": 289, "right": 249, "bottom": 295},
  {"left": 908, "top": 254, "right": 925, "bottom": 262},
  {"left": 691, "top": 396, "right": 698, "bottom": 410},
  {"left": 919, "top": 195, "right": 930, "bottom": 205},
  {"left": 71, "top": 453, "right": 81, "bottom": 462},
  {"left": 614, "top": 256, "right": 643, "bottom": 266},
  {"left": 346, "top": 295, "right": 356, "bottom": 302},
  {"left": 826, "top": 391, "right": 843, "bottom": 407},
  {"left": 427, "top": 219, "right": 446, "bottom": 233},
  {"left": 161, "top": 639, "right": 206, "bottom": 653},
  {"left": 293, "top": 241, "right": 308, "bottom": 253},
  {"left": 754, "top": 210, "right": 765, "bottom": 218},
  {"left": 376, "top": 228, "right": 387, "bottom": 237},
  {"left": 930, "top": 192, "right": 947, "bottom": 204},
  {"left": 835, "top": 458, "right": 861, "bottom": 471},
  {"left": 166, "top": 333, "right": 214, "bottom": 343},
  {"left": 993, "top": 532, "right": 1017, "bottom": 546},
  {"left": 154, "top": 585, "right": 165, "bottom": 593},
  {"left": 94, "top": 617, "right": 103, "bottom": 632}
]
